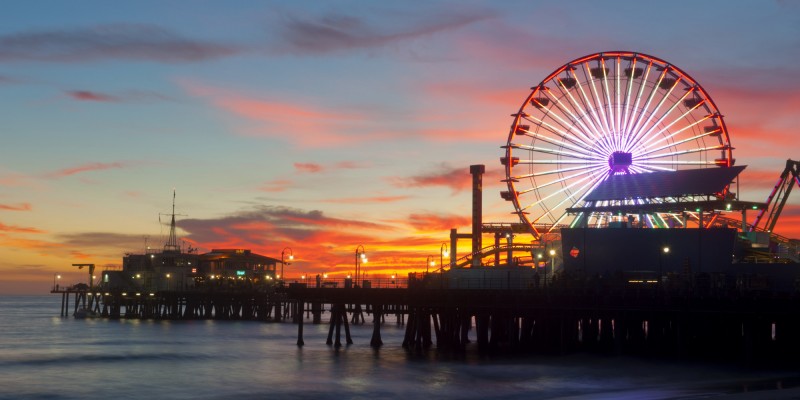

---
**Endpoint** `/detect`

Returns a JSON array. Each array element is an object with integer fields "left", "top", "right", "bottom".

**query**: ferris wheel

[{"left": 501, "top": 52, "right": 734, "bottom": 238}]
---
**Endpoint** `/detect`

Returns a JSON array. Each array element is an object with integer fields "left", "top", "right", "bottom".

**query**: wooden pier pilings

[{"left": 52, "top": 285, "right": 800, "bottom": 363}]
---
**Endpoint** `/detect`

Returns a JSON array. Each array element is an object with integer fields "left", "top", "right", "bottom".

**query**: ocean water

[{"left": 1, "top": 296, "right": 798, "bottom": 400}]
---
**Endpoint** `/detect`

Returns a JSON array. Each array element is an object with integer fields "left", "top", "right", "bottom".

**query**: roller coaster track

[{"left": 448, "top": 243, "right": 539, "bottom": 269}]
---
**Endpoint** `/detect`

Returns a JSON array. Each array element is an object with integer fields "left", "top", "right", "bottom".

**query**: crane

[{"left": 73, "top": 263, "right": 96, "bottom": 289}]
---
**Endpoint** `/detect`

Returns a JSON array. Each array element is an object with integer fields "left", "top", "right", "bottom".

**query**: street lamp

[
  {"left": 53, "top": 274, "right": 61, "bottom": 290},
  {"left": 355, "top": 245, "right": 367, "bottom": 285},
  {"left": 426, "top": 255, "right": 435, "bottom": 274},
  {"left": 281, "top": 247, "right": 294, "bottom": 283},
  {"left": 548, "top": 249, "right": 556, "bottom": 287},
  {"left": 440, "top": 243, "right": 449, "bottom": 271},
  {"left": 660, "top": 246, "right": 670, "bottom": 285}
]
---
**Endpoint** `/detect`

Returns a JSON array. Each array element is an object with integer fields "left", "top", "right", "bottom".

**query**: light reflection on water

[{"left": 0, "top": 296, "right": 797, "bottom": 399}]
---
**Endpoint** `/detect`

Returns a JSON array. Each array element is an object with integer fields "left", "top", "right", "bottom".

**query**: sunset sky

[{"left": 2, "top": 1, "right": 799, "bottom": 294}]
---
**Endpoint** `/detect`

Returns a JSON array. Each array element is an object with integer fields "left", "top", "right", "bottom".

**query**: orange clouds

[
  {"left": 0, "top": 222, "right": 45, "bottom": 234},
  {"left": 260, "top": 179, "right": 293, "bottom": 192},
  {"left": 0, "top": 202, "right": 31, "bottom": 211},
  {"left": 406, "top": 213, "right": 471, "bottom": 232},
  {"left": 390, "top": 163, "right": 505, "bottom": 193},
  {"left": 321, "top": 196, "right": 411, "bottom": 204}
]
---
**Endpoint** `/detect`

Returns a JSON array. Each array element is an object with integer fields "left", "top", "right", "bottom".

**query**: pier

[{"left": 52, "top": 272, "right": 800, "bottom": 364}]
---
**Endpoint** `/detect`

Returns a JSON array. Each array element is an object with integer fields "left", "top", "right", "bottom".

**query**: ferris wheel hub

[{"left": 609, "top": 151, "right": 633, "bottom": 174}]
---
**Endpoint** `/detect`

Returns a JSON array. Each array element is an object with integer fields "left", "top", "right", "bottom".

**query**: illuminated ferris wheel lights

[{"left": 503, "top": 52, "right": 733, "bottom": 235}]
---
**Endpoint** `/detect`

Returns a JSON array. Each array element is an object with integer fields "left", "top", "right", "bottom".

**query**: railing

[{"left": 283, "top": 277, "right": 409, "bottom": 289}]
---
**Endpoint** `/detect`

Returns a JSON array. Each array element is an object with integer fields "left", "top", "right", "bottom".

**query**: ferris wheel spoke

[
  {"left": 585, "top": 61, "right": 613, "bottom": 137},
  {"left": 511, "top": 130, "right": 596, "bottom": 157},
  {"left": 520, "top": 172, "right": 600, "bottom": 212},
  {"left": 569, "top": 68, "right": 607, "bottom": 143},
  {"left": 621, "top": 61, "right": 653, "bottom": 149},
  {"left": 512, "top": 163, "right": 609, "bottom": 180},
  {"left": 637, "top": 100, "right": 708, "bottom": 151},
  {"left": 532, "top": 96, "right": 600, "bottom": 151},
  {"left": 600, "top": 58, "right": 615, "bottom": 141},
  {"left": 544, "top": 87, "right": 606, "bottom": 149},
  {"left": 637, "top": 88, "right": 698, "bottom": 150},
  {"left": 556, "top": 76, "right": 606, "bottom": 145},
  {"left": 518, "top": 165, "right": 606, "bottom": 195},
  {"left": 636, "top": 116, "right": 715, "bottom": 158},
  {"left": 636, "top": 144, "right": 727, "bottom": 161},
  {"left": 518, "top": 159, "right": 605, "bottom": 165},
  {"left": 508, "top": 143, "right": 603, "bottom": 161},
  {"left": 615, "top": 56, "right": 622, "bottom": 142},
  {"left": 532, "top": 173, "right": 608, "bottom": 223},
  {"left": 620, "top": 57, "right": 637, "bottom": 141},
  {"left": 626, "top": 74, "right": 684, "bottom": 152},
  {"left": 625, "top": 67, "right": 671, "bottom": 149},
  {"left": 522, "top": 115, "right": 599, "bottom": 153}
]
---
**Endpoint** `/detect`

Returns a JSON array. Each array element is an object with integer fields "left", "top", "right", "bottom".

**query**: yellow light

[
  {"left": 442, "top": 250, "right": 449, "bottom": 257},
  {"left": 663, "top": 247, "right": 670, "bottom": 254},
  {"left": 363, "top": 258, "right": 368, "bottom": 264},
  {"left": 360, "top": 253, "right": 366, "bottom": 260},
  {"left": 429, "top": 261, "right": 435, "bottom": 266},
  {"left": 166, "top": 273, "right": 171, "bottom": 278},
  {"left": 323, "top": 274, "right": 328, "bottom": 279},
  {"left": 549, "top": 249, "right": 556, "bottom": 256},
  {"left": 289, "top": 254, "right": 294, "bottom": 261}
]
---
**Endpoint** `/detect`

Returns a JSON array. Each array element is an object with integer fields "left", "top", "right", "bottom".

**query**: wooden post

[
  {"left": 370, "top": 304, "right": 383, "bottom": 347},
  {"left": 297, "top": 300, "right": 305, "bottom": 346}
]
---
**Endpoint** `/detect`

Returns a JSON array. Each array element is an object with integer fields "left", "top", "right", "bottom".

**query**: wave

[{"left": 0, "top": 351, "right": 216, "bottom": 368}]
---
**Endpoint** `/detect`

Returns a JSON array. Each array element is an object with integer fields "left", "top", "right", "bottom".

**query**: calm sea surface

[{"left": 1, "top": 295, "right": 798, "bottom": 399}]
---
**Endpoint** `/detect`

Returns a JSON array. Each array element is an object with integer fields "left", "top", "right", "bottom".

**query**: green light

[
  {"left": 236, "top": 270, "right": 246, "bottom": 276},
  {"left": 752, "top": 206, "right": 758, "bottom": 210}
]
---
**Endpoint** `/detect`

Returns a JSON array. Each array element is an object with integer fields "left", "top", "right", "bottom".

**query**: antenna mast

[{"left": 163, "top": 189, "right": 181, "bottom": 253}]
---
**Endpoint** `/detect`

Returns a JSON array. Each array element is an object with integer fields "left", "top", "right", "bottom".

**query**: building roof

[{"left": 584, "top": 166, "right": 746, "bottom": 201}]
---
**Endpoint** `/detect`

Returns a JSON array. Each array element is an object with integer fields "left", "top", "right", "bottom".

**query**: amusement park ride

[{"left": 450, "top": 51, "right": 799, "bottom": 272}]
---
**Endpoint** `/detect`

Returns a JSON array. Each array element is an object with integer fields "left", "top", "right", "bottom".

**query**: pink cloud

[
  {"left": 390, "top": 164, "right": 505, "bottom": 193},
  {"left": 294, "top": 163, "right": 323, "bottom": 173},
  {"left": 66, "top": 90, "right": 117, "bottom": 102},
  {"left": 0, "top": 202, "right": 31, "bottom": 211},
  {"left": 45, "top": 162, "right": 125, "bottom": 178},
  {"left": 259, "top": 179, "right": 293, "bottom": 192},
  {"left": 180, "top": 81, "right": 369, "bottom": 147}
]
